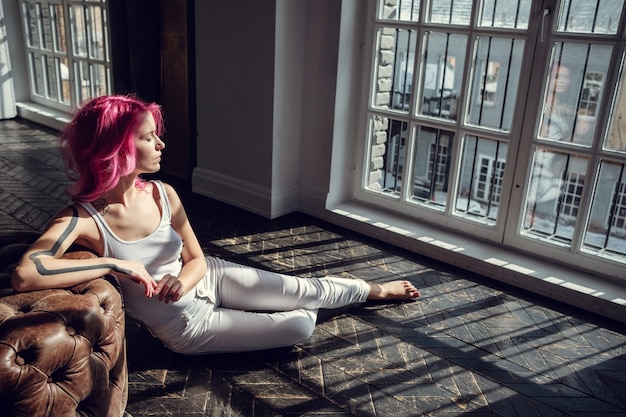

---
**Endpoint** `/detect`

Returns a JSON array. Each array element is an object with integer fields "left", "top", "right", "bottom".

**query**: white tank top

[{"left": 78, "top": 180, "right": 194, "bottom": 328}]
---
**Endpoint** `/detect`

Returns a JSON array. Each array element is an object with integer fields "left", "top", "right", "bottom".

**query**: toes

[{"left": 404, "top": 281, "right": 420, "bottom": 298}]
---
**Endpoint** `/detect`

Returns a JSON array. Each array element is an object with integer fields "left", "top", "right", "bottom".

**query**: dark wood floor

[{"left": 2, "top": 118, "right": 626, "bottom": 417}]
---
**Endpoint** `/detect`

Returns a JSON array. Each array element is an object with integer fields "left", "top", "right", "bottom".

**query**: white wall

[
  {"left": 1, "top": 0, "right": 29, "bottom": 103},
  {"left": 298, "top": 1, "right": 347, "bottom": 215},
  {"left": 192, "top": 0, "right": 346, "bottom": 219},
  {"left": 193, "top": 0, "right": 278, "bottom": 216},
  {"left": 0, "top": 0, "right": 16, "bottom": 119},
  {"left": 271, "top": 0, "right": 306, "bottom": 217}
]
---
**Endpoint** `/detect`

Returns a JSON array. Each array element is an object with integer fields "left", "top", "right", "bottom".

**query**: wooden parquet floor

[{"left": 2, "top": 118, "right": 625, "bottom": 417}]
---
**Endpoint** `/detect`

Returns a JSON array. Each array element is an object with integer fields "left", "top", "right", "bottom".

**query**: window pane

[
  {"left": 584, "top": 161, "right": 626, "bottom": 260},
  {"left": 467, "top": 36, "right": 525, "bottom": 131},
  {"left": 605, "top": 52, "right": 626, "bottom": 153},
  {"left": 75, "top": 61, "right": 108, "bottom": 101},
  {"left": 22, "top": 2, "right": 40, "bottom": 48},
  {"left": 379, "top": 0, "right": 420, "bottom": 22},
  {"left": 74, "top": 60, "right": 89, "bottom": 102},
  {"left": 70, "top": 5, "right": 87, "bottom": 57},
  {"left": 426, "top": 0, "right": 472, "bottom": 25},
  {"left": 409, "top": 126, "right": 454, "bottom": 210},
  {"left": 478, "top": 0, "right": 531, "bottom": 30},
  {"left": 59, "top": 57, "right": 70, "bottom": 104},
  {"left": 20, "top": 0, "right": 111, "bottom": 109},
  {"left": 29, "top": 52, "right": 44, "bottom": 96},
  {"left": 52, "top": 4, "right": 67, "bottom": 53},
  {"left": 419, "top": 32, "right": 467, "bottom": 120},
  {"left": 524, "top": 149, "right": 588, "bottom": 245},
  {"left": 39, "top": 4, "right": 54, "bottom": 50},
  {"left": 373, "top": 28, "right": 417, "bottom": 112},
  {"left": 456, "top": 135, "right": 507, "bottom": 224},
  {"left": 557, "top": 0, "right": 624, "bottom": 35},
  {"left": 42, "top": 54, "right": 59, "bottom": 99},
  {"left": 538, "top": 42, "right": 611, "bottom": 146},
  {"left": 365, "top": 116, "right": 409, "bottom": 197},
  {"left": 86, "top": 5, "right": 106, "bottom": 60},
  {"left": 90, "top": 63, "right": 109, "bottom": 97}
]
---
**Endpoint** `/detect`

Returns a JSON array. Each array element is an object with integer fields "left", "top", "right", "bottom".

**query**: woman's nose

[{"left": 157, "top": 137, "right": 165, "bottom": 149}]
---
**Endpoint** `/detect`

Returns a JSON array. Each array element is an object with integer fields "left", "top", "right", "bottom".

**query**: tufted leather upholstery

[{"left": 0, "top": 231, "right": 127, "bottom": 417}]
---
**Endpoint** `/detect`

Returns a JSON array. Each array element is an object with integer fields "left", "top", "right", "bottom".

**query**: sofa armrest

[
  {"left": 0, "top": 230, "right": 99, "bottom": 296},
  {"left": 0, "top": 243, "right": 127, "bottom": 416}
]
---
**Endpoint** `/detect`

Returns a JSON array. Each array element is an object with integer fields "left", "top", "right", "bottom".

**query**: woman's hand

[
  {"left": 111, "top": 259, "right": 159, "bottom": 297},
  {"left": 155, "top": 274, "right": 185, "bottom": 303}
]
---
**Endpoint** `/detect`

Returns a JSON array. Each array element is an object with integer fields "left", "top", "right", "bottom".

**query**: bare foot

[{"left": 367, "top": 280, "right": 420, "bottom": 301}]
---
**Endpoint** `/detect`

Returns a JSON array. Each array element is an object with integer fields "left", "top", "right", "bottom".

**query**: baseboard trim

[{"left": 191, "top": 167, "right": 299, "bottom": 219}]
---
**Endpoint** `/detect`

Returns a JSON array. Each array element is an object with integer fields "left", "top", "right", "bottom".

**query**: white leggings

[{"left": 163, "top": 256, "right": 371, "bottom": 354}]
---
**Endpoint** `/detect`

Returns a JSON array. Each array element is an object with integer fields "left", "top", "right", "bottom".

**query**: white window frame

[
  {"left": 347, "top": 0, "right": 626, "bottom": 281},
  {"left": 351, "top": 0, "right": 528, "bottom": 243},
  {"left": 19, "top": 0, "right": 111, "bottom": 112}
]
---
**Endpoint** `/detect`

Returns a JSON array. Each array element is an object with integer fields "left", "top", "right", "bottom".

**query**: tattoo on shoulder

[
  {"left": 29, "top": 206, "right": 132, "bottom": 276},
  {"left": 92, "top": 198, "right": 109, "bottom": 216}
]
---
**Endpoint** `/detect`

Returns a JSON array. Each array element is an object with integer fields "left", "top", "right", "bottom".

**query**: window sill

[
  {"left": 324, "top": 201, "right": 626, "bottom": 325},
  {"left": 16, "top": 102, "right": 70, "bottom": 131}
]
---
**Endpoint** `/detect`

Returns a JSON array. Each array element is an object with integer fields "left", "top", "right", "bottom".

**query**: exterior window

[
  {"left": 427, "top": 141, "right": 449, "bottom": 189},
  {"left": 579, "top": 71, "right": 604, "bottom": 118},
  {"left": 410, "top": 127, "right": 453, "bottom": 208},
  {"left": 457, "top": 136, "right": 507, "bottom": 223},
  {"left": 477, "top": 60, "right": 500, "bottom": 107},
  {"left": 354, "top": 0, "right": 626, "bottom": 279},
  {"left": 360, "top": 0, "right": 528, "bottom": 228},
  {"left": 367, "top": 117, "right": 408, "bottom": 196},
  {"left": 560, "top": 172, "right": 584, "bottom": 218},
  {"left": 467, "top": 37, "right": 524, "bottom": 130},
  {"left": 475, "top": 157, "right": 505, "bottom": 203},
  {"left": 20, "top": 0, "right": 111, "bottom": 110},
  {"left": 611, "top": 182, "right": 626, "bottom": 231},
  {"left": 585, "top": 162, "right": 626, "bottom": 257}
]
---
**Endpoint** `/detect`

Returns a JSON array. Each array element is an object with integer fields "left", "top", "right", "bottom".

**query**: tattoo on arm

[{"left": 29, "top": 206, "right": 133, "bottom": 276}]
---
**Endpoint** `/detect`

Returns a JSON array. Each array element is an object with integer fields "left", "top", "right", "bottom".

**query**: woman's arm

[
  {"left": 154, "top": 183, "right": 207, "bottom": 303},
  {"left": 11, "top": 205, "right": 158, "bottom": 296}
]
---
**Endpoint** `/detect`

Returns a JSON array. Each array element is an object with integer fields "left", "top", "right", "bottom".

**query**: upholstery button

[
  {"left": 19, "top": 306, "right": 32, "bottom": 314},
  {"left": 15, "top": 356, "right": 24, "bottom": 366},
  {"left": 66, "top": 326, "right": 76, "bottom": 336}
]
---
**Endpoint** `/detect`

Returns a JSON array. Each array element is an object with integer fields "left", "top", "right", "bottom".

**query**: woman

[
  {"left": 11, "top": 95, "right": 420, "bottom": 354},
  {"left": 540, "top": 63, "right": 575, "bottom": 141}
]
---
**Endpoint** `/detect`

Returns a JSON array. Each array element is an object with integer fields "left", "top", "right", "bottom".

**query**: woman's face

[
  {"left": 551, "top": 65, "right": 571, "bottom": 94},
  {"left": 134, "top": 111, "right": 165, "bottom": 174}
]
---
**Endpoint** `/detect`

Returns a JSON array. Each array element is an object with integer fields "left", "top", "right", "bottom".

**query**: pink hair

[{"left": 60, "top": 95, "right": 164, "bottom": 202}]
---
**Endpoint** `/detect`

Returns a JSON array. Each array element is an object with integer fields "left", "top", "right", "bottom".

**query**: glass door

[
  {"left": 354, "top": 0, "right": 626, "bottom": 280},
  {"left": 355, "top": 0, "right": 534, "bottom": 243},
  {"left": 506, "top": 0, "right": 626, "bottom": 278}
]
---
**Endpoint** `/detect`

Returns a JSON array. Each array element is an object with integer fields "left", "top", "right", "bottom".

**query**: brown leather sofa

[{"left": 0, "top": 230, "right": 127, "bottom": 417}]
